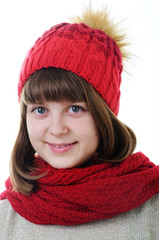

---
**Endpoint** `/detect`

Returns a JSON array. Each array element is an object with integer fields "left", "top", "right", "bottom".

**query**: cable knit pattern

[
  {"left": 18, "top": 23, "right": 122, "bottom": 115},
  {"left": 1, "top": 152, "right": 159, "bottom": 225}
]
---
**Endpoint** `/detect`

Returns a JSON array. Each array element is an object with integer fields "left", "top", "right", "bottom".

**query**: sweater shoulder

[
  {"left": 0, "top": 199, "right": 11, "bottom": 221},
  {"left": 150, "top": 193, "right": 159, "bottom": 233},
  {"left": 0, "top": 200, "right": 11, "bottom": 235}
]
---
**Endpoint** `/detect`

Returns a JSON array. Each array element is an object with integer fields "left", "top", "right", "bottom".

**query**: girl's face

[{"left": 26, "top": 100, "right": 99, "bottom": 169}]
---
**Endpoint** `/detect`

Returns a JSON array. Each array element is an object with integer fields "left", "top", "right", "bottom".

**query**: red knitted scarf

[{"left": 1, "top": 152, "right": 159, "bottom": 225}]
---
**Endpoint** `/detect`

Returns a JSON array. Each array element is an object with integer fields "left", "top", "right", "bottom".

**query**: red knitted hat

[{"left": 18, "top": 16, "right": 123, "bottom": 115}]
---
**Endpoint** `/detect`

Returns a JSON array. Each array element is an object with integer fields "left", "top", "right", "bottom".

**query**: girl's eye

[
  {"left": 33, "top": 107, "right": 46, "bottom": 115},
  {"left": 68, "top": 106, "right": 83, "bottom": 113}
]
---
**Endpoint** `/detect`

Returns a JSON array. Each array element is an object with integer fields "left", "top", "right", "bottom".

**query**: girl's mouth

[{"left": 47, "top": 142, "right": 77, "bottom": 153}]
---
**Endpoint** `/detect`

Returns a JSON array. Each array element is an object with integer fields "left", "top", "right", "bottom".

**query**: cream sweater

[{"left": 0, "top": 194, "right": 159, "bottom": 240}]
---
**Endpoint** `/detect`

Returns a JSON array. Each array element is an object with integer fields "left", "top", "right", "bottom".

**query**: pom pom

[{"left": 70, "top": 5, "right": 130, "bottom": 64}]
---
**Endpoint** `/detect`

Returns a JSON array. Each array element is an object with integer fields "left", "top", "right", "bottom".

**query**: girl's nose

[{"left": 48, "top": 116, "right": 69, "bottom": 136}]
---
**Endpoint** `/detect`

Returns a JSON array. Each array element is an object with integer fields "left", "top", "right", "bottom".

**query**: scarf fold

[{"left": 1, "top": 152, "right": 159, "bottom": 225}]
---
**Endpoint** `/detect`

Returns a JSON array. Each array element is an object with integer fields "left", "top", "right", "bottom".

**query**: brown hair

[{"left": 10, "top": 67, "right": 136, "bottom": 195}]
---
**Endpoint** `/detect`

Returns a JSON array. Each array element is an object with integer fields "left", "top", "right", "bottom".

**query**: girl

[{"left": 0, "top": 7, "right": 159, "bottom": 240}]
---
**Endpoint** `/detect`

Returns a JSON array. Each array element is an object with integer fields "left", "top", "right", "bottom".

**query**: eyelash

[
  {"left": 32, "top": 107, "right": 47, "bottom": 115},
  {"left": 67, "top": 105, "right": 84, "bottom": 114}
]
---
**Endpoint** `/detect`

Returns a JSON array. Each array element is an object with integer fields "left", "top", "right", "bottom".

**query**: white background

[{"left": 0, "top": 0, "right": 158, "bottom": 192}]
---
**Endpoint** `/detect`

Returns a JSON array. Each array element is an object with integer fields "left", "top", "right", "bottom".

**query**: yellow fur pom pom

[{"left": 70, "top": 6, "right": 129, "bottom": 63}]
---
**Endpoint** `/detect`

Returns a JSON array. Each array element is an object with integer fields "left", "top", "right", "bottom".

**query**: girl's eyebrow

[
  {"left": 26, "top": 101, "right": 88, "bottom": 106},
  {"left": 27, "top": 101, "right": 46, "bottom": 105}
]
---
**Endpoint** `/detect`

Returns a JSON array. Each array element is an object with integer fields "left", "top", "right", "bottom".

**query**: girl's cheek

[{"left": 27, "top": 118, "right": 40, "bottom": 136}]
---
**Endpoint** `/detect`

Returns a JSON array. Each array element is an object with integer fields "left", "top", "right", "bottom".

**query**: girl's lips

[{"left": 47, "top": 142, "right": 77, "bottom": 153}]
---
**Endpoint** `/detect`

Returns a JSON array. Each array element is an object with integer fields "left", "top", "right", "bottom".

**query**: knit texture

[
  {"left": 18, "top": 23, "right": 123, "bottom": 115},
  {"left": 1, "top": 194, "right": 159, "bottom": 240},
  {"left": 1, "top": 152, "right": 159, "bottom": 225}
]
